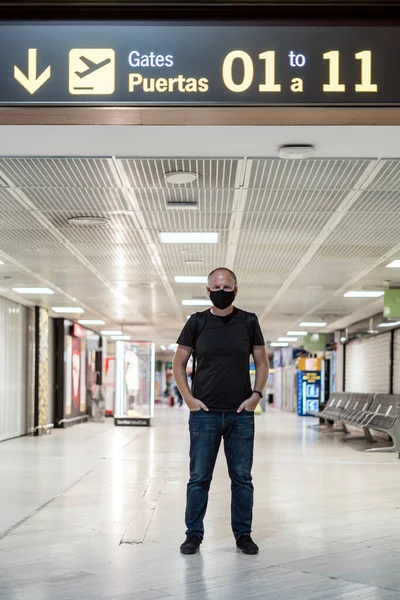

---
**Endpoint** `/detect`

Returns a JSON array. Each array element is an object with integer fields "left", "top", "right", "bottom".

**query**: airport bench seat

[
  {"left": 321, "top": 392, "right": 400, "bottom": 457},
  {"left": 309, "top": 392, "right": 352, "bottom": 421}
]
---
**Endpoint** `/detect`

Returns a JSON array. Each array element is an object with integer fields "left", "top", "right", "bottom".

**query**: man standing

[{"left": 173, "top": 268, "right": 269, "bottom": 556}]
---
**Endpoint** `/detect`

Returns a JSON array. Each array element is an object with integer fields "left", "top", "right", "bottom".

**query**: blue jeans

[{"left": 185, "top": 410, "right": 255, "bottom": 540}]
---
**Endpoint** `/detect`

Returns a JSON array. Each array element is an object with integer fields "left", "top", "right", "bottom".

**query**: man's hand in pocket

[
  {"left": 237, "top": 393, "right": 260, "bottom": 413},
  {"left": 185, "top": 395, "right": 209, "bottom": 412}
]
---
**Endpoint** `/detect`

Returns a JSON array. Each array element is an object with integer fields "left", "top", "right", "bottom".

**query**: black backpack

[{"left": 191, "top": 310, "right": 257, "bottom": 386}]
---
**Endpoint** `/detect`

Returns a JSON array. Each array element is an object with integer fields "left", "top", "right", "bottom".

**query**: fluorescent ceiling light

[
  {"left": 299, "top": 322, "right": 327, "bottom": 327},
  {"left": 111, "top": 335, "right": 131, "bottom": 341},
  {"left": 168, "top": 343, "right": 178, "bottom": 351},
  {"left": 386, "top": 260, "right": 400, "bottom": 268},
  {"left": 175, "top": 276, "right": 207, "bottom": 284},
  {"left": 13, "top": 287, "right": 54, "bottom": 295},
  {"left": 344, "top": 291, "right": 384, "bottom": 298},
  {"left": 0, "top": 260, "right": 4, "bottom": 265},
  {"left": 164, "top": 171, "right": 198, "bottom": 185},
  {"left": 277, "top": 337, "right": 298, "bottom": 342},
  {"left": 68, "top": 216, "right": 110, "bottom": 226},
  {"left": 379, "top": 321, "right": 400, "bottom": 328},
  {"left": 287, "top": 331, "right": 308, "bottom": 336},
  {"left": 182, "top": 299, "right": 212, "bottom": 306},
  {"left": 52, "top": 307, "right": 84, "bottom": 314},
  {"left": 101, "top": 330, "right": 123, "bottom": 336},
  {"left": 184, "top": 259, "right": 204, "bottom": 265},
  {"left": 160, "top": 345, "right": 167, "bottom": 351},
  {"left": 270, "top": 342, "right": 289, "bottom": 347},
  {"left": 160, "top": 232, "right": 218, "bottom": 244},
  {"left": 78, "top": 319, "right": 105, "bottom": 325}
]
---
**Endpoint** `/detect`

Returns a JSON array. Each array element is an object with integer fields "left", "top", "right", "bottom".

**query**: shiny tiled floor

[{"left": 1, "top": 407, "right": 400, "bottom": 599}]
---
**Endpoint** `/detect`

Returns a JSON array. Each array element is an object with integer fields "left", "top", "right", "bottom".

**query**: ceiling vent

[{"left": 167, "top": 201, "right": 198, "bottom": 210}]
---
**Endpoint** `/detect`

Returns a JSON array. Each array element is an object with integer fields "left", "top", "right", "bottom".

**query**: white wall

[
  {"left": 345, "top": 333, "right": 391, "bottom": 394},
  {"left": 0, "top": 126, "right": 400, "bottom": 157},
  {"left": 0, "top": 296, "right": 28, "bottom": 441},
  {"left": 335, "top": 333, "right": 344, "bottom": 393}
]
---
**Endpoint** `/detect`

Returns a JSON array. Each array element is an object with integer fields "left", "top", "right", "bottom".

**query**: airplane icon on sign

[
  {"left": 69, "top": 49, "right": 115, "bottom": 95},
  {"left": 75, "top": 56, "right": 112, "bottom": 78}
]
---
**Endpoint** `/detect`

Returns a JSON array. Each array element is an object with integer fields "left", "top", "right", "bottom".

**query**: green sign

[
  {"left": 384, "top": 289, "right": 400, "bottom": 319},
  {"left": 304, "top": 333, "right": 327, "bottom": 352},
  {"left": 1, "top": 22, "right": 400, "bottom": 105}
]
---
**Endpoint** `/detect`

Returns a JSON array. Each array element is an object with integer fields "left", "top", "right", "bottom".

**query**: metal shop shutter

[
  {"left": 345, "top": 333, "right": 391, "bottom": 394},
  {"left": 393, "top": 329, "right": 400, "bottom": 394}
]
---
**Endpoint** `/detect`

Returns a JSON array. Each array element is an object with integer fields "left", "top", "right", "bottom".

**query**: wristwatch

[{"left": 253, "top": 390, "right": 263, "bottom": 399}]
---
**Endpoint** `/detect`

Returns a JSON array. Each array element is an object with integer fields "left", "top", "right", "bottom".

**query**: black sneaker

[
  {"left": 236, "top": 534, "right": 259, "bottom": 555},
  {"left": 180, "top": 534, "right": 202, "bottom": 555}
]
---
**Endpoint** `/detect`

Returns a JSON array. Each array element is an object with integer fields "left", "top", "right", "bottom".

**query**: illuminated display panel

[{"left": 1, "top": 22, "right": 398, "bottom": 105}]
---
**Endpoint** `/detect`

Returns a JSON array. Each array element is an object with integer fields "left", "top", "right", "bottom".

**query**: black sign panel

[{"left": 1, "top": 22, "right": 399, "bottom": 105}]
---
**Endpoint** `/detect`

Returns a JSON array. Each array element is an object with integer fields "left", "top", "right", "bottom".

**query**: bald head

[{"left": 207, "top": 268, "right": 237, "bottom": 290}]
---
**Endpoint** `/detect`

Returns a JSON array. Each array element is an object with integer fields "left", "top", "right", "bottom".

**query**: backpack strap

[
  {"left": 245, "top": 311, "right": 257, "bottom": 357},
  {"left": 191, "top": 311, "right": 207, "bottom": 389}
]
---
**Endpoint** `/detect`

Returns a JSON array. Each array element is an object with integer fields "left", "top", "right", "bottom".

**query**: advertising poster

[
  {"left": 80, "top": 340, "right": 86, "bottom": 413},
  {"left": 72, "top": 336, "right": 81, "bottom": 413},
  {"left": 65, "top": 335, "right": 72, "bottom": 416},
  {"left": 297, "top": 370, "right": 322, "bottom": 416},
  {"left": 37, "top": 307, "right": 49, "bottom": 428},
  {"left": 104, "top": 356, "right": 115, "bottom": 416}
]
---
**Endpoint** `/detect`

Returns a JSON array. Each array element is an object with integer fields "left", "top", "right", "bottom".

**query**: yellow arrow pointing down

[{"left": 14, "top": 49, "right": 51, "bottom": 95}]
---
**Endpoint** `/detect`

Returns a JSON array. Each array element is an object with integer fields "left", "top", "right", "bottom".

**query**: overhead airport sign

[{"left": 2, "top": 22, "right": 400, "bottom": 105}]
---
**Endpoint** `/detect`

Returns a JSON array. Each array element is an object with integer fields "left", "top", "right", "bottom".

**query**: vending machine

[{"left": 297, "top": 357, "right": 322, "bottom": 416}]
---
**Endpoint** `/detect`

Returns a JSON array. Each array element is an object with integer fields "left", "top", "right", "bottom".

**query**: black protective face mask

[{"left": 209, "top": 289, "right": 235, "bottom": 310}]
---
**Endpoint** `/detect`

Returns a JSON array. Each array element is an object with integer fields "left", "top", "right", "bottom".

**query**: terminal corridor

[{"left": 1, "top": 408, "right": 400, "bottom": 600}]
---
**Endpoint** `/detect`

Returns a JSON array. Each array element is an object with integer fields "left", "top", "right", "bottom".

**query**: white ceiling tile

[
  {"left": 117, "top": 158, "right": 240, "bottom": 189},
  {"left": 0, "top": 158, "right": 120, "bottom": 188},
  {"left": 22, "top": 187, "right": 130, "bottom": 212},
  {"left": 247, "top": 159, "right": 373, "bottom": 190},
  {"left": 135, "top": 188, "right": 236, "bottom": 212},
  {"left": 366, "top": 160, "right": 400, "bottom": 191},
  {"left": 243, "top": 188, "right": 349, "bottom": 212}
]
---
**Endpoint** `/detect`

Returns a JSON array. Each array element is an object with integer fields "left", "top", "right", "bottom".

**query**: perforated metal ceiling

[{"left": 0, "top": 154, "right": 399, "bottom": 345}]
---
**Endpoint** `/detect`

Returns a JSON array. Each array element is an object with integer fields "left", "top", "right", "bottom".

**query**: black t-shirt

[{"left": 176, "top": 308, "right": 265, "bottom": 412}]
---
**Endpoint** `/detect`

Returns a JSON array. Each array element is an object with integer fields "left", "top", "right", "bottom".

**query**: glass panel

[{"left": 115, "top": 341, "right": 155, "bottom": 419}]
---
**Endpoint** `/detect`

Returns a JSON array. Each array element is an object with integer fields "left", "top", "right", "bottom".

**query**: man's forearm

[
  {"left": 254, "top": 361, "right": 269, "bottom": 393},
  {"left": 173, "top": 363, "right": 192, "bottom": 401}
]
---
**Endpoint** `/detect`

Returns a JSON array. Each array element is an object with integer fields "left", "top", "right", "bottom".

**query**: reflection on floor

[{"left": 1, "top": 406, "right": 400, "bottom": 599}]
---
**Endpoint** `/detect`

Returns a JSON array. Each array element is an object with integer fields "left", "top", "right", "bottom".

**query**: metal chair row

[{"left": 309, "top": 392, "right": 400, "bottom": 458}]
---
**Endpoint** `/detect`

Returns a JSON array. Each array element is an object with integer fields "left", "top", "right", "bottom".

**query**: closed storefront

[
  {"left": 393, "top": 329, "right": 400, "bottom": 395},
  {"left": 54, "top": 319, "right": 101, "bottom": 427},
  {"left": 345, "top": 333, "right": 391, "bottom": 394},
  {"left": 0, "top": 296, "right": 28, "bottom": 441}
]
